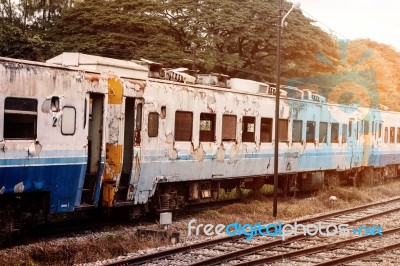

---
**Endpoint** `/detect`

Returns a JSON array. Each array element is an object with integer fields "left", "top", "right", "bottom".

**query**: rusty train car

[{"left": 1, "top": 52, "right": 399, "bottom": 226}]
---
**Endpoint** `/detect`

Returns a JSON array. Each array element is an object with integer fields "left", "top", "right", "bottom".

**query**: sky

[{"left": 297, "top": 0, "right": 400, "bottom": 51}]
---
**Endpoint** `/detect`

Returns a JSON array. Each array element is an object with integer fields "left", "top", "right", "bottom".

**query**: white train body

[{"left": 1, "top": 53, "right": 399, "bottom": 216}]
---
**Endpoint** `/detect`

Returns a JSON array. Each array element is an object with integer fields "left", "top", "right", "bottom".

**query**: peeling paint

[
  {"left": 133, "top": 153, "right": 141, "bottom": 183},
  {"left": 190, "top": 143, "right": 206, "bottom": 161},
  {"left": 126, "top": 79, "right": 146, "bottom": 91},
  {"left": 107, "top": 105, "right": 121, "bottom": 144},
  {"left": 41, "top": 99, "right": 51, "bottom": 113},
  {"left": 229, "top": 142, "right": 239, "bottom": 163},
  {"left": 165, "top": 133, "right": 178, "bottom": 160},
  {"left": 0, "top": 140, "right": 5, "bottom": 152},
  {"left": 35, "top": 141, "right": 42, "bottom": 156},
  {"left": 207, "top": 95, "right": 216, "bottom": 112},
  {"left": 14, "top": 182, "right": 24, "bottom": 193},
  {"left": 216, "top": 144, "right": 225, "bottom": 162}
]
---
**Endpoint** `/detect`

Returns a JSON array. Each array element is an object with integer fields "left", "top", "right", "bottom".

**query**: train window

[
  {"left": 260, "top": 118, "right": 273, "bottom": 143},
  {"left": 319, "top": 122, "right": 328, "bottom": 143},
  {"left": 292, "top": 120, "right": 302, "bottom": 143},
  {"left": 136, "top": 103, "right": 143, "bottom": 130},
  {"left": 363, "top": 120, "right": 369, "bottom": 134},
  {"left": 175, "top": 111, "right": 193, "bottom": 141},
  {"left": 278, "top": 119, "right": 289, "bottom": 142},
  {"left": 61, "top": 106, "right": 76, "bottom": 135},
  {"left": 372, "top": 121, "right": 375, "bottom": 135},
  {"left": 51, "top": 96, "right": 60, "bottom": 112},
  {"left": 397, "top": 128, "right": 400, "bottom": 143},
  {"left": 306, "top": 121, "right": 315, "bottom": 143},
  {"left": 390, "top": 127, "right": 395, "bottom": 143},
  {"left": 160, "top": 106, "right": 166, "bottom": 119},
  {"left": 199, "top": 113, "right": 216, "bottom": 142},
  {"left": 4, "top": 97, "right": 37, "bottom": 139},
  {"left": 349, "top": 121, "right": 352, "bottom": 137},
  {"left": 331, "top": 123, "right": 339, "bottom": 143},
  {"left": 378, "top": 123, "right": 382, "bottom": 138},
  {"left": 342, "top": 124, "right": 347, "bottom": 143},
  {"left": 222, "top": 115, "right": 237, "bottom": 141},
  {"left": 148, "top": 112, "right": 159, "bottom": 137},
  {"left": 242, "top": 116, "right": 255, "bottom": 142},
  {"left": 384, "top": 127, "right": 388, "bottom": 143}
]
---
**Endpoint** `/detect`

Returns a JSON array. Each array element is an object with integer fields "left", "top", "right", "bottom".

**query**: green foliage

[
  {"left": 2, "top": 0, "right": 400, "bottom": 113},
  {"left": 0, "top": 21, "right": 45, "bottom": 60}
]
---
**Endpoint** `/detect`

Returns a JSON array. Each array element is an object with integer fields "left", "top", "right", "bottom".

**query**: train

[{"left": 1, "top": 52, "right": 399, "bottom": 230}]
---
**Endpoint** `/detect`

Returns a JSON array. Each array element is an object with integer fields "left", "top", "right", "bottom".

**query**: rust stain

[
  {"left": 126, "top": 79, "right": 146, "bottom": 90},
  {"left": 85, "top": 74, "right": 100, "bottom": 83}
]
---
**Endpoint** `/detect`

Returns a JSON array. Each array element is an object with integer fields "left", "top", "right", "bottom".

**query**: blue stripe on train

[
  {"left": 0, "top": 164, "right": 88, "bottom": 213},
  {"left": 0, "top": 156, "right": 87, "bottom": 166}
]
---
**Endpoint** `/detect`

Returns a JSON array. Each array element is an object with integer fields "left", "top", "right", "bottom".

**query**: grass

[{"left": 2, "top": 180, "right": 400, "bottom": 265}]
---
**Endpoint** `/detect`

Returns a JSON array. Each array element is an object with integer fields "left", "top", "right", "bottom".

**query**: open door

[
  {"left": 114, "top": 97, "right": 136, "bottom": 202},
  {"left": 81, "top": 93, "right": 104, "bottom": 206}
]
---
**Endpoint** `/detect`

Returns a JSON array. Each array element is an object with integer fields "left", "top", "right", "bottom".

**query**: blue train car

[{"left": 0, "top": 56, "right": 109, "bottom": 224}]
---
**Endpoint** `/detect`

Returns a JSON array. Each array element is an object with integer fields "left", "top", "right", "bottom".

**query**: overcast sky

[{"left": 297, "top": 0, "right": 400, "bottom": 51}]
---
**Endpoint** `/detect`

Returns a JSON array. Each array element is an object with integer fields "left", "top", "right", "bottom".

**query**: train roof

[{"left": 46, "top": 52, "right": 148, "bottom": 80}]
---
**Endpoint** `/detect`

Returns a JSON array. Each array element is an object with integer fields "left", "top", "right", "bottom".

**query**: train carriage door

[
  {"left": 114, "top": 97, "right": 143, "bottom": 204},
  {"left": 128, "top": 98, "right": 144, "bottom": 201},
  {"left": 80, "top": 93, "right": 104, "bottom": 206},
  {"left": 348, "top": 119, "right": 356, "bottom": 167},
  {"left": 114, "top": 97, "right": 135, "bottom": 202}
]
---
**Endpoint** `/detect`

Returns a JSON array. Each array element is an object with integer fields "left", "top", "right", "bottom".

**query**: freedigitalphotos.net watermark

[{"left": 188, "top": 219, "right": 383, "bottom": 241}]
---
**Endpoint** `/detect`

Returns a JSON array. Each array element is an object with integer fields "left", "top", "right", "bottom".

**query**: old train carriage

[
  {"left": 131, "top": 75, "right": 400, "bottom": 211},
  {"left": 0, "top": 55, "right": 145, "bottom": 223},
  {"left": 49, "top": 53, "right": 400, "bottom": 214},
  {"left": 2, "top": 52, "right": 399, "bottom": 222}
]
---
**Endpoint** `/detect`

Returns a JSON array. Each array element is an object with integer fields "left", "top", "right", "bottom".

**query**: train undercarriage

[
  {"left": 1, "top": 164, "right": 399, "bottom": 245},
  {"left": 150, "top": 164, "right": 400, "bottom": 213}
]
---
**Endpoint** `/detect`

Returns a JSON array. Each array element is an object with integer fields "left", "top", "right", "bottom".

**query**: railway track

[
  {"left": 3, "top": 199, "right": 240, "bottom": 248},
  {"left": 102, "top": 196, "right": 400, "bottom": 266}
]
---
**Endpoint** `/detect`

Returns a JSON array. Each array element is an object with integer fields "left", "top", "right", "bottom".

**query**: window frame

[
  {"left": 174, "top": 111, "right": 193, "bottom": 141},
  {"left": 278, "top": 119, "right": 289, "bottom": 142},
  {"left": 61, "top": 106, "right": 76, "bottom": 136},
  {"left": 148, "top": 112, "right": 159, "bottom": 138},
  {"left": 331, "top": 123, "right": 339, "bottom": 144},
  {"left": 390, "top": 127, "right": 395, "bottom": 143},
  {"left": 199, "top": 112, "right": 216, "bottom": 142},
  {"left": 222, "top": 114, "right": 237, "bottom": 141},
  {"left": 342, "top": 124, "right": 347, "bottom": 143},
  {"left": 292, "top": 120, "right": 303, "bottom": 143},
  {"left": 242, "top": 116, "right": 256, "bottom": 142},
  {"left": 306, "top": 121, "right": 315, "bottom": 143},
  {"left": 319, "top": 122, "right": 328, "bottom": 143},
  {"left": 4, "top": 97, "right": 38, "bottom": 140},
  {"left": 260, "top": 117, "right": 273, "bottom": 143}
]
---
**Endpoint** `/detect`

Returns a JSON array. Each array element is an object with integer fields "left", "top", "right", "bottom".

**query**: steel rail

[
  {"left": 190, "top": 205, "right": 400, "bottom": 266},
  {"left": 315, "top": 241, "right": 400, "bottom": 266},
  {"left": 234, "top": 225, "right": 400, "bottom": 266},
  {"left": 104, "top": 196, "right": 400, "bottom": 266}
]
